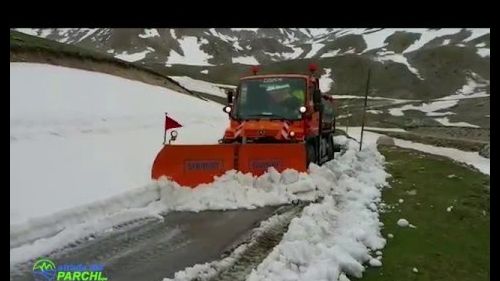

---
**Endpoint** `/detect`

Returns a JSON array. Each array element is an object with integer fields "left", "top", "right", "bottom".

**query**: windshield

[{"left": 234, "top": 78, "right": 306, "bottom": 120}]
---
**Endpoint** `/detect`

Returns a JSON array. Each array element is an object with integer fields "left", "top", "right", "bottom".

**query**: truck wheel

[
  {"left": 306, "top": 141, "right": 316, "bottom": 166},
  {"left": 327, "top": 134, "right": 335, "bottom": 160}
]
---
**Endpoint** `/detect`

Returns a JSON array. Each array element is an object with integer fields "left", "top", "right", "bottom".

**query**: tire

[
  {"left": 327, "top": 134, "right": 335, "bottom": 160},
  {"left": 306, "top": 140, "right": 317, "bottom": 166}
]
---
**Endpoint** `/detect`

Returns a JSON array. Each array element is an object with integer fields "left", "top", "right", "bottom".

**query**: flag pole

[
  {"left": 163, "top": 112, "right": 168, "bottom": 145},
  {"left": 360, "top": 68, "right": 371, "bottom": 151}
]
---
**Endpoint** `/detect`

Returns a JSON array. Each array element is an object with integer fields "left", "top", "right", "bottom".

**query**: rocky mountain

[{"left": 14, "top": 28, "right": 489, "bottom": 100}]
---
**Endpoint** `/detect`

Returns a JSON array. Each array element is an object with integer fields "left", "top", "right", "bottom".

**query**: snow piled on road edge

[{"left": 246, "top": 138, "right": 389, "bottom": 281}]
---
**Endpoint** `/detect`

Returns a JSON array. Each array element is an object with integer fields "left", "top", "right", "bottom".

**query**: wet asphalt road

[{"left": 11, "top": 206, "right": 280, "bottom": 281}]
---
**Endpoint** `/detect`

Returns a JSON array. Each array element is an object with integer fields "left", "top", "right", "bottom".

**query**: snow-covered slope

[{"left": 10, "top": 63, "right": 228, "bottom": 225}]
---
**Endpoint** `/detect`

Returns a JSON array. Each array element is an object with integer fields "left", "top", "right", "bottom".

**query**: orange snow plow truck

[{"left": 152, "top": 64, "right": 340, "bottom": 187}]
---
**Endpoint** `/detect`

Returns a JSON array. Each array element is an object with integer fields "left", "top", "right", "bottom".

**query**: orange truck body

[{"left": 152, "top": 71, "right": 337, "bottom": 187}]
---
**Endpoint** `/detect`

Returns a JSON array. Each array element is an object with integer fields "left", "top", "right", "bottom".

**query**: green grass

[{"left": 360, "top": 146, "right": 489, "bottom": 281}]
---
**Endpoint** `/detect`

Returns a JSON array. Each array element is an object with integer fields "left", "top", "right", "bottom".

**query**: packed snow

[
  {"left": 166, "top": 36, "right": 214, "bottom": 66},
  {"left": 170, "top": 76, "right": 229, "bottom": 98},
  {"left": 434, "top": 117, "right": 480, "bottom": 128},
  {"left": 232, "top": 56, "right": 259, "bottom": 65},
  {"left": 246, "top": 138, "right": 389, "bottom": 281},
  {"left": 10, "top": 63, "right": 227, "bottom": 226}
]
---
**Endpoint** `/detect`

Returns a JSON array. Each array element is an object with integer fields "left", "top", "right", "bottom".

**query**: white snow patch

[
  {"left": 388, "top": 100, "right": 458, "bottom": 117},
  {"left": 281, "top": 47, "right": 304, "bottom": 60},
  {"left": 397, "top": 218, "right": 409, "bottom": 227},
  {"left": 367, "top": 109, "right": 383, "bottom": 114},
  {"left": 321, "top": 49, "right": 341, "bottom": 58},
  {"left": 138, "top": 28, "right": 160, "bottom": 38},
  {"left": 115, "top": 49, "right": 151, "bottom": 62},
  {"left": 305, "top": 43, "right": 325, "bottom": 58},
  {"left": 170, "top": 76, "right": 231, "bottom": 98},
  {"left": 15, "top": 28, "right": 39, "bottom": 36},
  {"left": 362, "top": 29, "right": 397, "bottom": 52},
  {"left": 399, "top": 198, "right": 404, "bottom": 204},
  {"left": 346, "top": 127, "right": 490, "bottom": 175},
  {"left": 477, "top": 48, "right": 490, "bottom": 57},
  {"left": 364, "top": 127, "right": 407, "bottom": 133},
  {"left": 77, "top": 28, "right": 99, "bottom": 42},
  {"left": 437, "top": 74, "right": 489, "bottom": 100},
  {"left": 369, "top": 258, "right": 382, "bottom": 267},
  {"left": 232, "top": 56, "right": 259, "bottom": 65},
  {"left": 320, "top": 68, "right": 333, "bottom": 93},
  {"left": 434, "top": 117, "right": 480, "bottom": 128},
  {"left": 387, "top": 233, "right": 394, "bottom": 239},
  {"left": 170, "top": 29, "right": 177, "bottom": 39},
  {"left": 166, "top": 36, "right": 213, "bottom": 66},
  {"left": 476, "top": 42, "right": 487, "bottom": 48},
  {"left": 442, "top": 39, "right": 451, "bottom": 45},
  {"left": 247, "top": 139, "right": 389, "bottom": 281},
  {"left": 230, "top": 28, "right": 259, "bottom": 32},
  {"left": 413, "top": 267, "right": 419, "bottom": 273},
  {"left": 464, "top": 28, "right": 490, "bottom": 42},
  {"left": 200, "top": 69, "right": 208, "bottom": 74},
  {"left": 404, "top": 28, "right": 462, "bottom": 53},
  {"left": 375, "top": 50, "right": 423, "bottom": 79},
  {"left": 447, "top": 206, "right": 454, "bottom": 212}
]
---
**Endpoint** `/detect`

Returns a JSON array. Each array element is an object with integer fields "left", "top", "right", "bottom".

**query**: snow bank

[
  {"left": 10, "top": 63, "right": 227, "bottom": 225},
  {"left": 247, "top": 138, "right": 389, "bottom": 281},
  {"left": 170, "top": 76, "right": 229, "bottom": 98}
]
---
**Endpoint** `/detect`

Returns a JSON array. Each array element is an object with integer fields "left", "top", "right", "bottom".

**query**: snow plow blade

[
  {"left": 237, "top": 143, "right": 307, "bottom": 175},
  {"left": 151, "top": 144, "right": 236, "bottom": 187},
  {"left": 151, "top": 143, "right": 307, "bottom": 187}
]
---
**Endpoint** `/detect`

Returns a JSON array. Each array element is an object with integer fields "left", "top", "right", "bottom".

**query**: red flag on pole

[{"left": 165, "top": 113, "right": 182, "bottom": 131}]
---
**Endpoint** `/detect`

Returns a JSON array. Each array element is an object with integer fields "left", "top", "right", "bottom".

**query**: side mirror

[{"left": 227, "top": 90, "right": 234, "bottom": 104}]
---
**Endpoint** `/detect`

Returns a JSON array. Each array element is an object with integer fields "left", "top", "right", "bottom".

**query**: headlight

[
  {"left": 289, "top": 131, "right": 296, "bottom": 137},
  {"left": 299, "top": 106, "right": 307, "bottom": 113},
  {"left": 223, "top": 106, "right": 232, "bottom": 113}
]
